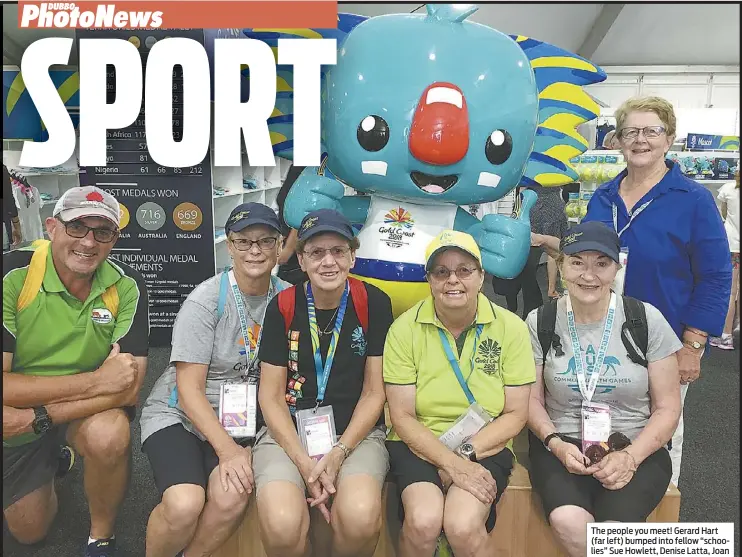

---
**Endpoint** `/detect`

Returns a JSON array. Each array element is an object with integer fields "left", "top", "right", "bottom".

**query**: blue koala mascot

[{"left": 243, "top": 4, "right": 606, "bottom": 317}]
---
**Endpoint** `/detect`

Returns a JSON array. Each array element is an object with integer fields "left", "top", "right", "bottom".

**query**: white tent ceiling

[{"left": 3, "top": 3, "right": 740, "bottom": 67}]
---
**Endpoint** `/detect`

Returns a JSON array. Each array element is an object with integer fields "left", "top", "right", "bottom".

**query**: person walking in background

[
  {"left": 532, "top": 96, "right": 732, "bottom": 487},
  {"left": 275, "top": 165, "right": 309, "bottom": 285},
  {"left": 3, "top": 164, "right": 23, "bottom": 248},
  {"left": 710, "top": 168, "right": 740, "bottom": 350},
  {"left": 492, "top": 186, "right": 568, "bottom": 318}
]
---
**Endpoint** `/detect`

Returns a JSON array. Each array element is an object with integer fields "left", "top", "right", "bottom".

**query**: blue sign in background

[{"left": 686, "top": 133, "right": 740, "bottom": 151}]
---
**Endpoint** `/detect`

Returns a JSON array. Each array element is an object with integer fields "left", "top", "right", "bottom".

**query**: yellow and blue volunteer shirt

[
  {"left": 3, "top": 243, "right": 150, "bottom": 447},
  {"left": 383, "top": 292, "right": 535, "bottom": 447}
]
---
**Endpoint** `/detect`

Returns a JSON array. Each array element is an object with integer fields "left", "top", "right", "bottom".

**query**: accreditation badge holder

[
  {"left": 296, "top": 405, "right": 338, "bottom": 461},
  {"left": 612, "top": 247, "right": 629, "bottom": 295},
  {"left": 581, "top": 401, "right": 611, "bottom": 456},
  {"left": 218, "top": 382, "right": 257, "bottom": 438},
  {"left": 438, "top": 403, "right": 492, "bottom": 451}
]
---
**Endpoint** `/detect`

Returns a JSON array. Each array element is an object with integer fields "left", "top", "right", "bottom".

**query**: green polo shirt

[
  {"left": 383, "top": 293, "right": 536, "bottom": 446},
  {"left": 3, "top": 245, "right": 149, "bottom": 447}
]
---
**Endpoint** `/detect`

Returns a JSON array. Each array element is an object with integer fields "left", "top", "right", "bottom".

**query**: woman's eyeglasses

[
  {"left": 428, "top": 266, "right": 479, "bottom": 281},
  {"left": 618, "top": 126, "right": 666, "bottom": 141},
  {"left": 230, "top": 237, "right": 278, "bottom": 252},
  {"left": 303, "top": 246, "right": 351, "bottom": 261},
  {"left": 59, "top": 219, "right": 119, "bottom": 243}
]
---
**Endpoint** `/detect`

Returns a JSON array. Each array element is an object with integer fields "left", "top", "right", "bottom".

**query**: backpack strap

[
  {"left": 17, "top": 240, "right": 51, "bottom": 312},
  {"left": 348, "top": 276, "right": 369, "bottom": 334},
  {"left": 536, "top": 298, "right": 559, "bottom": 367},
  {"left": 17, "top": 239, "right": 118, "bottom": 317},
  {"left": 620, "top": 296, "right": 649, "bottom": 368},
  {"left": 278, "top": 285, "right": 298, "bottom": 335}
]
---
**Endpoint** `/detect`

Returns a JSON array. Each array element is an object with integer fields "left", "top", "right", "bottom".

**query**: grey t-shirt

[
  {"left": 526, "top": 296, "right": 682, "bottom": 441},
  {"left": 140, "top": 273, "right": 289, "bottom": 444}
]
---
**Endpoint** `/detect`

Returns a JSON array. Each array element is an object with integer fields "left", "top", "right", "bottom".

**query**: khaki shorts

[{"left": 252, "top": 425, "right": 389, "bottom": 495}]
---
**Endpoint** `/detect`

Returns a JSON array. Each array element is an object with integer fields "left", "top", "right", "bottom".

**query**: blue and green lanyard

[
  {"left": 438, "top": 324, "right": 483, "bottom": 405},
  {"left": 306, "top": 281, "right": 349, "bottom": 407}
]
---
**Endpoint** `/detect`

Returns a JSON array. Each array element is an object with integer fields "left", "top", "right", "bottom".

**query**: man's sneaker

[
  {"left": 57, "top": 445, "right": 75, "bottom": 478},
  {"left": 709, "top": 335, "right": 735, "bottom": 350},
  {"left": 85, "top": 537, "right": 115, "bottom": 557}
]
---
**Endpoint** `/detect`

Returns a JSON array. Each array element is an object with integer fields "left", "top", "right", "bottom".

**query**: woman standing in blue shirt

[{"left": 533, "top": 96, "right": 732, "bottom": 487}]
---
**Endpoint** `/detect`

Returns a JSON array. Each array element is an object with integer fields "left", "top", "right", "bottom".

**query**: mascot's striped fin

[
  {"left": 242, "top": 14, "right": 368, "bottom": 160},
  {"left": 511, "top": 35, "right": 607, "bottom": 188}
]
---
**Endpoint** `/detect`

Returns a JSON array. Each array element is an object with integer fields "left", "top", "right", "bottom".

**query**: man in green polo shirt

[
  {"left": 383, "top": 230, "right": 535, "bottom": 557},
  {"left": 3, "top": 186, "right": 149, "bottom": 557}
]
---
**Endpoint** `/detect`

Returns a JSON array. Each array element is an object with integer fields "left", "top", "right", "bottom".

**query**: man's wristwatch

[
  {"left": 456, "top": 442, "right": 477, "bottom": 462},
  {"left": 543, "top": 432, "right": 562, "bottom": 452},
  {"left": 32, "top": 406, "right": 53, "bottom": 435}
]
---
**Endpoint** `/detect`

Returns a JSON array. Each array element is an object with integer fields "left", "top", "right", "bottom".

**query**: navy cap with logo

[
  {"left": 225, "top": 203, "right": 281, "bottom": 235},
  {"left": 560, "top": 221, "right": 621, "bottom": 262},
  {"left": 298, "top": 209, "right": 355, "bottom": 242}
]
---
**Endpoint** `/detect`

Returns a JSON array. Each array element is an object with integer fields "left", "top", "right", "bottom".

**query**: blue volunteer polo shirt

[{"left": 583, "top": 160, "right": 732, "bottom": 340}]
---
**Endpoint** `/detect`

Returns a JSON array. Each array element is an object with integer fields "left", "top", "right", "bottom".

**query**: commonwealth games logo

[{"left": 383, "top": 207, "right": 414, "bottom": 229}]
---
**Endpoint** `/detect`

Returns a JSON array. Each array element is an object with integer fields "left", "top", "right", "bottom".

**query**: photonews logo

[{"left": 20, "top": 3, "right": 164, "bottom": 29}]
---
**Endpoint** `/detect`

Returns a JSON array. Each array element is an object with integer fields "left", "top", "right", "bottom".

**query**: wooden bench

[{"left": 213, "top": 429, "right": 680, "bottom": 557}]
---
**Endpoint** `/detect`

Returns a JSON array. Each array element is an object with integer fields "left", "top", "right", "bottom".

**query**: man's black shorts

[
  {"left": 527, "top": 430, "right": 672, "bottom": 522},
  {"left": 386, "top": 440, "right": 514, "bottom": 533}
]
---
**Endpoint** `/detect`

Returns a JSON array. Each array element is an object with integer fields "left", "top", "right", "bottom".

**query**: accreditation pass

[{"left": 219, "top": 383, "right": 257, "bottom": 438}]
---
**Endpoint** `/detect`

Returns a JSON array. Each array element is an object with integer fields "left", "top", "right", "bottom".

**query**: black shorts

[
  {"left": 386, "top": 440, "right": 514, "bottom": 533},
  {"left": 2, "top": 406, "right": 135, "bottom": 510},
  {"left": 3, "top": 426, "right": 68, "bottom": 510},
  {"left": 142, "top": 424, "right": 220, "bottom": 496},
  {"left": 527, "top": 430, "right": 672, "bottom": 522}
]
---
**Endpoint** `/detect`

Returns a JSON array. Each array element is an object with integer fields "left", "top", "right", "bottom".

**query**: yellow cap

[{"left": 425, "top": 230, "right": 482, "bottom": 271}]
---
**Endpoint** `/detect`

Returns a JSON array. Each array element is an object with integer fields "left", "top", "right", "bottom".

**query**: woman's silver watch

[{"left": 456, "top": 442, "right": 477, "bottom": 462}]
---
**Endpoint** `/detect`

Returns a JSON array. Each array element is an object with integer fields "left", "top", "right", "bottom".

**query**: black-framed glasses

[
  {"left": 428, "top": 266, "right": 480, "bottom": 281},
  {"left": 618, "top": 126, "right": 666, "bottom": 141},
  {"left": 58, "top": 218, "right": 118, "bottom": 243},
  {"left": 303, "top": 246, "right": 351, "bottom": 261},
  {"left": 230, "top": 237, "right": 278, "bottom": 252}
]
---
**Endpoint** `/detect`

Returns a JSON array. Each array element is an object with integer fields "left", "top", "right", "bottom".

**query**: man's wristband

[
  {"left": 543, "top": 432, "right": 562, "bottom": 452},
  {"left": 684, "top": 326, "right": 708, "bottom": 338}
]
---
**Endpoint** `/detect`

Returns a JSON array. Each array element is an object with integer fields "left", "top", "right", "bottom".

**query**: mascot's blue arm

[
  {"left": 453, "top": 207, "right": 481, "bottom": 233},
  {"left": 283, "top": 167, "right": 372, "bottom": 230}
]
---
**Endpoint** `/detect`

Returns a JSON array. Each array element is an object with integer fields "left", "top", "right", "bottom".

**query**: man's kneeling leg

[
  {"left": 3, "top": 428, "right": 67, "bottom": 544},
  {"left": 67, "top": 408, "right": 132, "bottom": 542}
]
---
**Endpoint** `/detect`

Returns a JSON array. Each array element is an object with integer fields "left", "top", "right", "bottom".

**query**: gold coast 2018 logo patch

[
  {"left": 379, "top": 207, "right": 415, "bottom": 249},
  {"left": 476, "top": 338, "right": 501, "bottom": 376}
]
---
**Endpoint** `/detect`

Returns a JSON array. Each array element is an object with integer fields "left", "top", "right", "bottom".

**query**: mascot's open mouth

[{"left": 410, "top": 171, "right": 458, "bottom": 194}]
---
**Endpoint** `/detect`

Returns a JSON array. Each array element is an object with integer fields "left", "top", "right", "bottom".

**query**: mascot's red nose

[{"left": 409, "top": 82, "right": 469, "bottom": 166}]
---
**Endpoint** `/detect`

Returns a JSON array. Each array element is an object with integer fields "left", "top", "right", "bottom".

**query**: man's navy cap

[
  {"left": 225, "top": 203, "right": 281, "bottom": 235},
  {"left": 560, "top": 221, "right": 620, "bottom": 262},
  {"left": 298, "top": 209, "right": 355, "bottom": 242}
]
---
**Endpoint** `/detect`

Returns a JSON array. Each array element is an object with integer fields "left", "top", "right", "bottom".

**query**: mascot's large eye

[
  {"left": 485, "top": 129, "right": 513, "bottom": 165},
  {"left": 357, "top": 115, "right": 389, "bottom": 152}
]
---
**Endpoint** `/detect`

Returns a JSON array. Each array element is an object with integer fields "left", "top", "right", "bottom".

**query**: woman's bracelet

[{"left": 622, "top": 450, "right": 638, "bottom": 473}]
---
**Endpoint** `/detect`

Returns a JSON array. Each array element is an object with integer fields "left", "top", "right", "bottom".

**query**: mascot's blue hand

[
  {"left": 478, "top": 189, "right": 537, "bottom": 279},
  {"left": 284, "top": 173, "right": 346, "bottom": 230}
]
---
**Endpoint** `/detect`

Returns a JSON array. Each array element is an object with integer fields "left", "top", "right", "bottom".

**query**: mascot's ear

[
  {"left": 425, "top": 4, "right": 478, "bottom": 23},
  {"left": 239, "top": 13, "right": 368, "bottom": 163},
  {"left": 510, "top": 35, "right": 608, "bottom": 188}
]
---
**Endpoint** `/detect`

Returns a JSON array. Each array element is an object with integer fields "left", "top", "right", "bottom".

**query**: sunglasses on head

[{"left": 584, "top": 432, "right": 632, "bottom": 465}]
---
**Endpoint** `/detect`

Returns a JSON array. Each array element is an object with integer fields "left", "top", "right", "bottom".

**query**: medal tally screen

[{"left": 17, "top": 36, "right": 337, "bottom": 169}]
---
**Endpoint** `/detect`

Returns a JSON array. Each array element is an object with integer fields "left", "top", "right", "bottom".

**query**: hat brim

[
  {"left": 298, "top": 224, "right": 354, "bottom": 242},
  {"left": 57, "top": 208, "right": 119, "bottom": 227},
  {"left": 227, "top": 219, "right": 282, "bottom": 235},
  {"left": 426, "top": 245, "right": 482, "bottom": 271},
  {"left": 562, "top": 241, "right": 619, "bottom": 262}
]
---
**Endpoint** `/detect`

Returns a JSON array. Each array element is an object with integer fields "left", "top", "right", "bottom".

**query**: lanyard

[
  {"left": 438, "top": 325, "right": 483, "bottom": 406},
  {"left": 307, "top": 281, "right": 349, "bottom": 405},
  {"left": 612, "top": 200, "right": 652, "bottom": 238},
  {"left": 228, "top": 270, "right": 274, "bottom": 374},
  {"left": 566, "top": 293, "right": 617, "bottom": 402}
]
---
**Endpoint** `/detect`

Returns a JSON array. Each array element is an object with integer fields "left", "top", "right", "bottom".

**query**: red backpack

[{"left": 277, "top": 276, "right": 369, "bottom": 334}]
